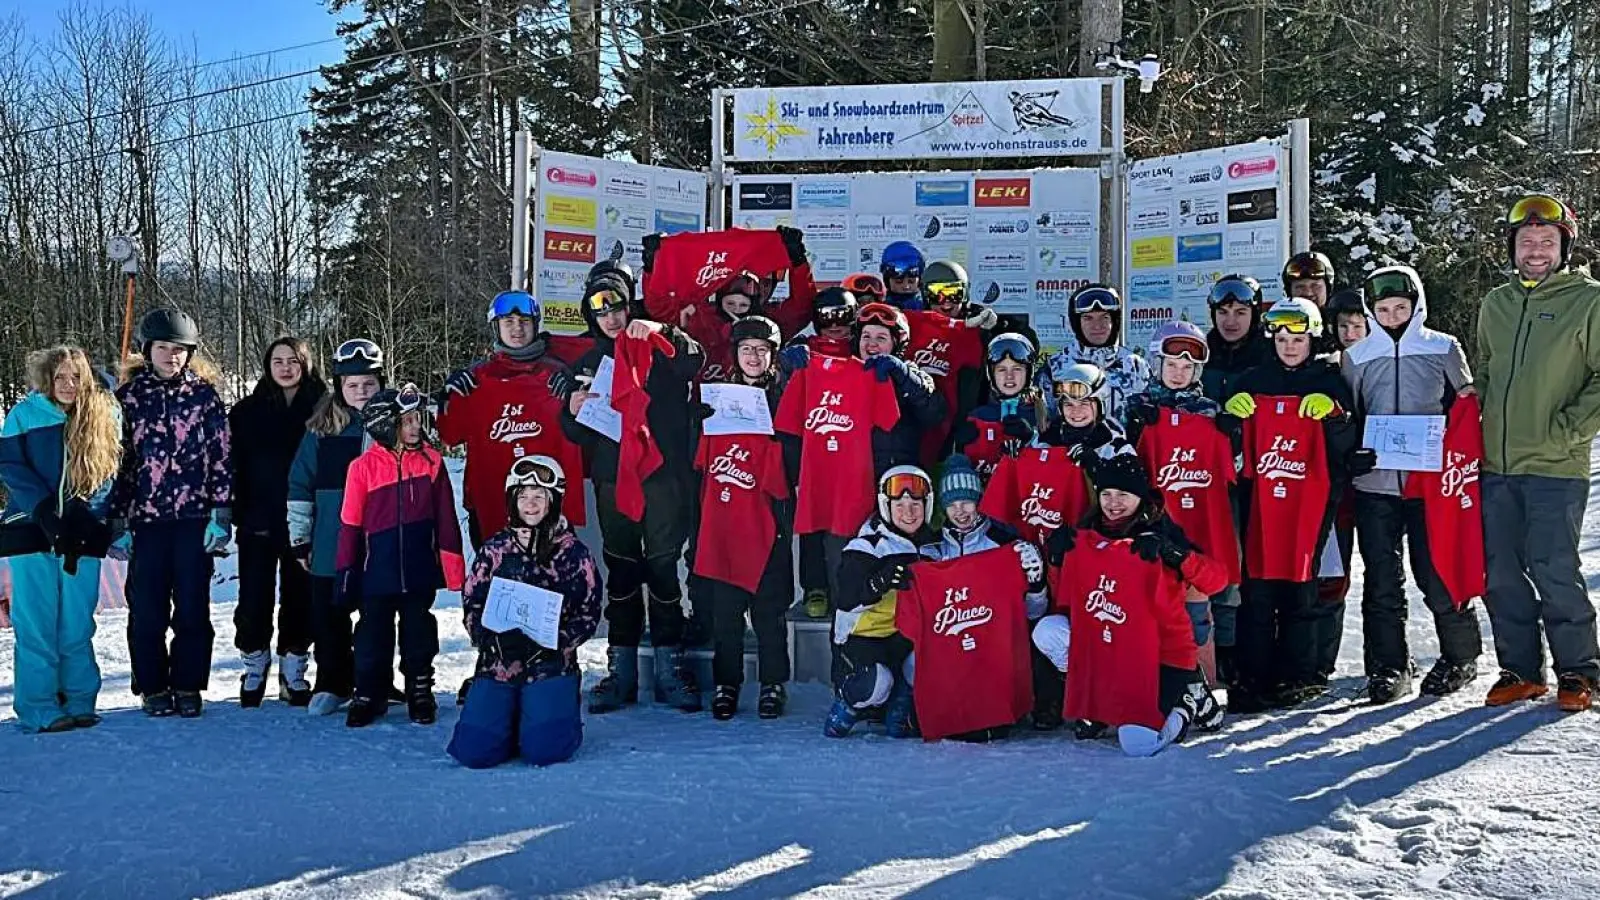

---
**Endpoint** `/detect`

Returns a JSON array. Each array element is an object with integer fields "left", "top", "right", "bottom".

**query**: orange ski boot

[
  {"left": 1484, "top": 670, "right": 1549, "bottom": 707},
  {"left": 1557, "top": 673, "right": 1596, "bottom": 713}
]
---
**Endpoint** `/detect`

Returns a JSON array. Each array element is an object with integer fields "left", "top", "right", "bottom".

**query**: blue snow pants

[
  {"left": 9, "top": 552, "right": 101, "bottom": 731},
  {"left": 447, "top": 674, "right": 583, "bottom": 768}
]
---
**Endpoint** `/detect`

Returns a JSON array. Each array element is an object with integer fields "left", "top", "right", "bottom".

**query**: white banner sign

[
  {"left": 729, "top": 168, "right": 1101, "bottom": 350},
  {"left": 1123, "top": 140, "right": 1291, "bottom": 353},
  {"left": 533, "top": 150, "right": 708, "bottom": 334},
  {"left": 729, "top": 79, "right": 1105, "bottom": 162}
]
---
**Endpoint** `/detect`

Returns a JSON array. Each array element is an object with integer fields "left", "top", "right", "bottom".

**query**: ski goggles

[
  {"left": 1261, "top": 305, "right": 1317, "bottom": 335},
  {"left": 880, "top": 473, "right": 932, "bottom": 502},
  {"left": 924, "top": 281, "right": 967, "bottom": 307},
  {"left": 1363, "top": 270, "right": 1420, "bottom": 303},
  {"left": 1053, "top": 378, "right": 1101, "bottom": 402},
  {"left": 584, "top": 288, "right": 629, "bottom": 313},
  {"left": 1282, "top": 255, "right": 1334, "bottom": 283},
  {"left": 815, "top": 304, "right": 857, "bottom": 328},
  {"left": 882, "top": 264, "right": 922, "bottom": 280},
  {"left": 509, "top": 456, "right": 563, "bottom": 491},
  {"left": 843, "top": 273, "right": 886, "bottom": 301},
  {"left": 986, "top": 334, "right": 1036, "bottom": 366},
  {"left": 856, "top": 303, "right": 905, "bottom": 332},
  {"left": 1069, "top": 286, "right": 1120, "bottom": 315},
  {"left": 395, "top": 383, "right": 426, "bottom": 414},
  {"left": 1506, "top": 194, "right": 1573, "bottom": 229},
  {"left": 1157, "top": 333, "right": 1209, "bottom": 364},
  {"left": 333, "top": 338, "right": 382, "bottom": 365},
  {"left": 1207, "top": 277, "right": 1259, "bottom": 308},
  {"left": 488, "top": 290, "right": 539, "bottom": 323}
]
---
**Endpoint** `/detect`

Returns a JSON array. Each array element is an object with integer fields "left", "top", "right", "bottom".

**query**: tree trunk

[
  {"left": 1077, "top": 0, "right": 1122, "bottom": 77},
  {"left": 569, "top": 0, "right": 601, "bottom": 104},
  {"left": 933, "top": 0, "right": 975, "bottom": 81},
  {"left": 1509, "top": 0, "right": 1531, "bottom": 97}
]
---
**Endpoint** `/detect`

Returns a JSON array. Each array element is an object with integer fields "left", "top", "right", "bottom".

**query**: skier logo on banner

[{"left": 1008, "top": 89, "right": 1078, "bottom": 132}]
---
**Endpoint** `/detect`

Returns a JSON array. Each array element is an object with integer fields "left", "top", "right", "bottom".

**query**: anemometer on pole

[{"left": 108, "top": 234, "right": 140, "bottom": 363}]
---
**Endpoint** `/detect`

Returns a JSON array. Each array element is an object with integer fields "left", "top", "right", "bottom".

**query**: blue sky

[{"left": 18, "top": 0, "right": 346, "bottom": 70}]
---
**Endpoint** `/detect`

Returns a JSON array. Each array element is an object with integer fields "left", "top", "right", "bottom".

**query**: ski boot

[
  {"left": 142, "top": 690, "right": 175, "bottom": 718},
  {"left": 71, "top": 712, "right": 102, "bottom": 729},
  {"left": 1182, "top": 678, "right": 1226, "bottom": 732},
  {"left": 588, "top": 647, "right": 639, "bottom": 714},
  {"left": 346, "top": 695, "right": 383, "bottom": 728},
  {"left": 757, "top": 683, "right": 786, "bottom": 719},
  {"left": 1557, "top": 673, "right": 1596, "bottom": 713},
  {"left": 407, "top": 675, "right": 438, "bottom": 724},
  {"left": 712, "top": 685, "right": 739, "bottom": 721},
  {"left": 1420, "top": 658, "right": 1478, "bottom": 697},
  {"left": 823, "top": 697, "right": 860, "bottom": 738},
  {"left": 802, "top": 589, "right": 830, "bottom": 620},
  {"left": 40, "top": 715, "right": 76, "bottom": 733},
  {"left": 307, "top": 692, "right": 347, "bottom": 716},
  {"left": 1485, "top": 670, "right": 1548, "bottom": 706},
  {"left": 654, "top": 647, "right": 703, "bottom": 712},
  {"left": 279, "top": 653, "right": 313, "bottom": 707},
  {"left": 1367, "top": 661, "right": 1417, "bottom": 705},
  {"left": 884, "top": 682, "right": 918, "bottom": 739},
  {"left": 1072, "top": 719, "right": 1108, "bottom": 740},
  {"left": 174, "top": 691, "right": 204, "bottom": 718},
  {"left": 240, "top": 650, "right": 271, "bottom": 708}
]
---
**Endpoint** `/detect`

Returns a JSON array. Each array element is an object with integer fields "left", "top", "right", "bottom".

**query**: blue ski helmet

[{"left": 879, "top": 241, "right": 926, "bottom": 282}]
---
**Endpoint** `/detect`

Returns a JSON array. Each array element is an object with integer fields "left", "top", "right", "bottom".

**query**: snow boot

[
  {"left": 823, "top": 697, "right": 860, "bottom": 738},
  {"left": 588, "top": 647, "right": 639, "bottom": 714},
  {"left": 802, "top": 589, "right": 829, "bottom": 620},
  {"left": 142, "top": 691, "right": 175, "bottom": 718},
  {"left": 346, "top": 695, "right": 383, "bottom": 728},
  {"left": 1274, "top": 680, "right": 1329, "bottom": 708},
  {"left": 174, "top": 691, "right": 203, "bottom": 718},
  {"left": 407, "top": 675, "right": 438, "bottom": 724},
  {"left": 1032, "top": 707, "right": 1064, "bottom": 731},
  {"left": 1420, "top": 658, "right": 1478, "bottom": 697},
  {"left": 1215, "top": 645, "right": 1239, "bottom": 689},
  {"left": 71, "top": 713, "right": 101, "bottom": 729},
  {"left": 1072, "top": 720, "right": 1108, "bottom": 740},
  {"left": 240, "top": 650, "right": 271, "bottom": 708},
  {"left": 884, "top": 682, "right": 917, "bottom": 739},
  {"left": 757, "top": 683, "right": 786, "bottom": 719},
  {"left": 39, "top": 715, "right": 76, "bottom": 733},
  {"left": 1182, "top": 678, "right": 1226, "bottom": 732},
  {"left": 653, "top": 647, "right": 703, "bottom": 712},
  {"left": 712, "top": 685, "right": 739, "bottom": 721},
  {"left": 1367, "top": 661, "right": 1417, "bottom": 705},
  {"left": 279, "top": 653, "right": 313, "bottom": 707},
  {"left": 1557, "top": 672, "right": 1596, "bottom": 713},
  {"left": 1485, "top": 670, "right": 1548, "bottom": 707},
  {"left": 307, "top": 692, "right": 347, "bottom": 716}
]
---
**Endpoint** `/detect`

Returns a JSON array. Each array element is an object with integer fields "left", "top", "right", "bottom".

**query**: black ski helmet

[
  {"left": 922, "top": 259, "right": 970, "bottom": 312},
  {"left": 580, "top": 260, "right": 636, "bottom": 336},
  {"left": 136, "top": 308, "right": 200, "bottom": 350},
  {"left": 1206, "top": 274, "right": 1264, "bottom": 333},
  {"left": 1066, "top": 284, "right": 1122, "bottom": 348},
  {"left": 984, "top": 332, "right": 1037, "bottom": 392},
  {"left": 1282, "top": 251, "right": 1336, "bottom": 291},
  {"left": 360, "top": 383, "right": 429, "bottom": 448},
  {"left": 812, "top": 286, "right": 859, "bottom": 332},
  {"left": 729, "top": 314, "right": 782, "bottom": 351},
  {"left": 331, "top": 338, "right": 385, "bottom": 378}
]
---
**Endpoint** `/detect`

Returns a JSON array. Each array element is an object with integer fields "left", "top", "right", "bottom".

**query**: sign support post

[
  {"left": 710, "top": 88, "right": 728, "bottom": 236},
  {"left": 1289, "top": 117, "right": 1312, "bottom": 253},
  {"left": 510, "top": 130, "right": 532, "bottom": 291}
]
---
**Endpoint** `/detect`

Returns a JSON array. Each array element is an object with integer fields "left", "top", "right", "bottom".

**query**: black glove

[
  {"left": 59, "top": 498, "right": 111, "bottom": 560},
  {"left": 777, "top": 224, "right": 807, "bottom": 268},
  {"left": 865, "top": 562, "right": 911, "bottom": 597},
  {"left": 1346, "top": 447, "right": 1379, "bottom": 478},
  {"left": 1066, "top": 441, "right": 1088, "bottom": 465},
  {"left": 444, "top": 367, "right": 478, "bottom": 399},
  {"left": 1132, "top": 530, "right": 1190, "bottom": 571},
  {"left": 1045, "top": 524, "right": 1077, "bottom": 567},
  {"left": 1126, "top": 400, "right": 1158, "bottom": 431},
  {"left": 864, "top": 354, "right": 909, "bottom": 385},
  {"left": 778, "top": 344, "right": 810, "bottom": 373},
  {"left": 32, "top": 499, "right": 62, "bottom": 546},
  {"left": 642, "top": 232, "right": 663, "bottom": 271},
  {"left": 694, "top": 401, "right": 716, "bottom": 422},
  {"left": 1001, "top": 415, "right": 1035, "bottom": 443},
  {"left": 548, "top": 368, "right": 578, "bottom": 400}
]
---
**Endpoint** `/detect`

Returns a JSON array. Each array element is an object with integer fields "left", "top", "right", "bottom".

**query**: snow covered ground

[{"left": 3, "top": 461, "right": 1599, "bottom": 900}]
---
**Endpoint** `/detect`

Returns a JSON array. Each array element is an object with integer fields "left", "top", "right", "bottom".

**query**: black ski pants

[
  {"left": 707, "top": 535, "right": 793, "bottom": 687},
  {"left": 234, "top": 531, "right": 312, "bottom": 656},
  {"left": 354, "top": 590, "right": 438, "bottom": 701},
  {"left": 594, "top": 472, "right": 689, "bottom": 649},
  {"left": 1355, "top": 491, "right": 1483, "bottom": 675}
]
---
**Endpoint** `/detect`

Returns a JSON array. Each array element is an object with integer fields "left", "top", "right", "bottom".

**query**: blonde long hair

[{"left": 26, "top": 346, "right": 123, "bottom": 499}]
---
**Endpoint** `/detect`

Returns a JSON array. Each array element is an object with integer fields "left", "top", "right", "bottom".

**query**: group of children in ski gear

[{"left": 5, "top": 192, "right": 1598, "bottom": 758}]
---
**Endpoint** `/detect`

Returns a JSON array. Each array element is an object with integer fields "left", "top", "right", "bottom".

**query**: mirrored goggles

[
  {"left": 1053, "top": 379, "right": 1099, "bottom": 401},
  {"left": 1507, "top": 194, "right": 1572, "bottom": 229},
  {"left": 1070, "top": 287, "right": 1119, "bottom": 314},
  {"left": 1362, "top": 271, "right": 1420, "bottom": 302},
  {"left": 488, "top": 290, "right": 539, "bottom": 323},
  {"left": 333, "top": 338, "right": 382, "bottom": 364},
  {"left": 1261, "top": 306, "right": 1316, "bottom": 335},
  {"left": 1158, "top": 335, "right": 1209, "bottom": 364},
  {"left": 880, "top": 473, "right": 932, "bottom": 502},
  {"left": 585, "top": 289, "right": 628, "bottom": 313}
]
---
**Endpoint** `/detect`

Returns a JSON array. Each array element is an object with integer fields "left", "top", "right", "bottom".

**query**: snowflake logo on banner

[{"left": 743, "top": 95, "right": 806, "bottom": 154}]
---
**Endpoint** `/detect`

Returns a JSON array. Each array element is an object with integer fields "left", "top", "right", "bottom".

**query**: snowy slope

[{"left": 2, "top": 461, "right": 1598, "bottom": 900}]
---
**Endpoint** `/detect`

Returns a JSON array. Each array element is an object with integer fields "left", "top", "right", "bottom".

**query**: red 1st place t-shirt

[
  {"left": 905, "top": 310, "right": 985, "bottom": 464},
  {"left": 1137, "top": 410, "right": 1240, "bottom": 584},
  {"left": 979, "top": 446, "right": 1091, "bottom": 548},
  {"left": 693, "top": 433, "right": 789, "bottom": 593},
  {"left": 1242, "top": 395, "right": 1331, "bottom": 582},
  {"left": 897, "top": 547, "right": 1033, "bottom": 741},
  {"left": 774, "top": 355, "right": 901, "bottom": 536}
]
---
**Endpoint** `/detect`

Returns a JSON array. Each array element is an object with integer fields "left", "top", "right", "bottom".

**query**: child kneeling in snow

[
  {"left": 449, "top": 456, "right": 601, "bottom": 768},
  {"left": 1036, "top": 454, "right": 1225, "bottom": 756}
]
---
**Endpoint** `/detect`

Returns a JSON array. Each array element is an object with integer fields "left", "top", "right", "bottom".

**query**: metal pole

[
  {"left": 1108, "top": 77, "right": 1127, "bottom": 309},
  {"left": 118, "top": 273, "right": 136, "bottom": 365},
  {"left": 510, "top": 130, "right": 531, "bottom": 291},
  {"left": 710, "top": 88, "right": 727, "bottom": 229},
  {"left": 1289, "top": 117, "right": 1312, "bottom": 252}
]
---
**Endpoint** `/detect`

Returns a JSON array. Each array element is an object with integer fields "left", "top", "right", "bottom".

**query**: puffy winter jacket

[
  {"left": 461, "top": 520, "right": 602, "bottom": 684},
  {"left": 108, "top": 366, "right": 231, "bottom": 525},
  {"left": 0, "top": 392, "right": 117, "bottom": 556},
  {"left": 1342, "top": 267, "right": 1473, "bottom": 496},
  {"left": 918, "top": 518, "right": 1048, "bottom": 619},
  {"left": 834, "top": 515, "right": 936, "bottom": 644},
  {"left": 1476, "top": 268, "right": 1600, "bottom": 479},
  {"left": 286, "top": 415, "right": 369, "bottom": 578},
  {"left": 335, "top": 442, "right": 465, "bottom": 602},
  {"left": 229, "top": 381, "right": 323, "bottom": 537}
]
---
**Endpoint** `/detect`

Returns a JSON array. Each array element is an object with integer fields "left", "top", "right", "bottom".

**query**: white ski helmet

[
  {"left": 1262, "top": 297, "right": 1324, "bottom": 337},
  {"left": 877, "top": 465, "right": 934, "bottom": 524}
]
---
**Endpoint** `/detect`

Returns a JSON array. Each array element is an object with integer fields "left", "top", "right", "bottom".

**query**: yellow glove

[
  {"left": 1299, "top": 393, "right": 1337, "bottom": 420},
  {"left": 1224, "top": 393, "right": 1257, "bottom": 418}
]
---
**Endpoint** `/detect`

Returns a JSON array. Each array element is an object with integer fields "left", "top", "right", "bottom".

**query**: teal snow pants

[{"left": 9, "top": 552, "right": 101, "bottom": 731}]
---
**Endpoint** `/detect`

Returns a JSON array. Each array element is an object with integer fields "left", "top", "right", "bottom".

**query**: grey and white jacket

[
  {"left": 918, "top": 517, "right": 1049, "bottom": 620},
  {"left": 1341, "top": 264, "right": 1473, "bottom": 496}
]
